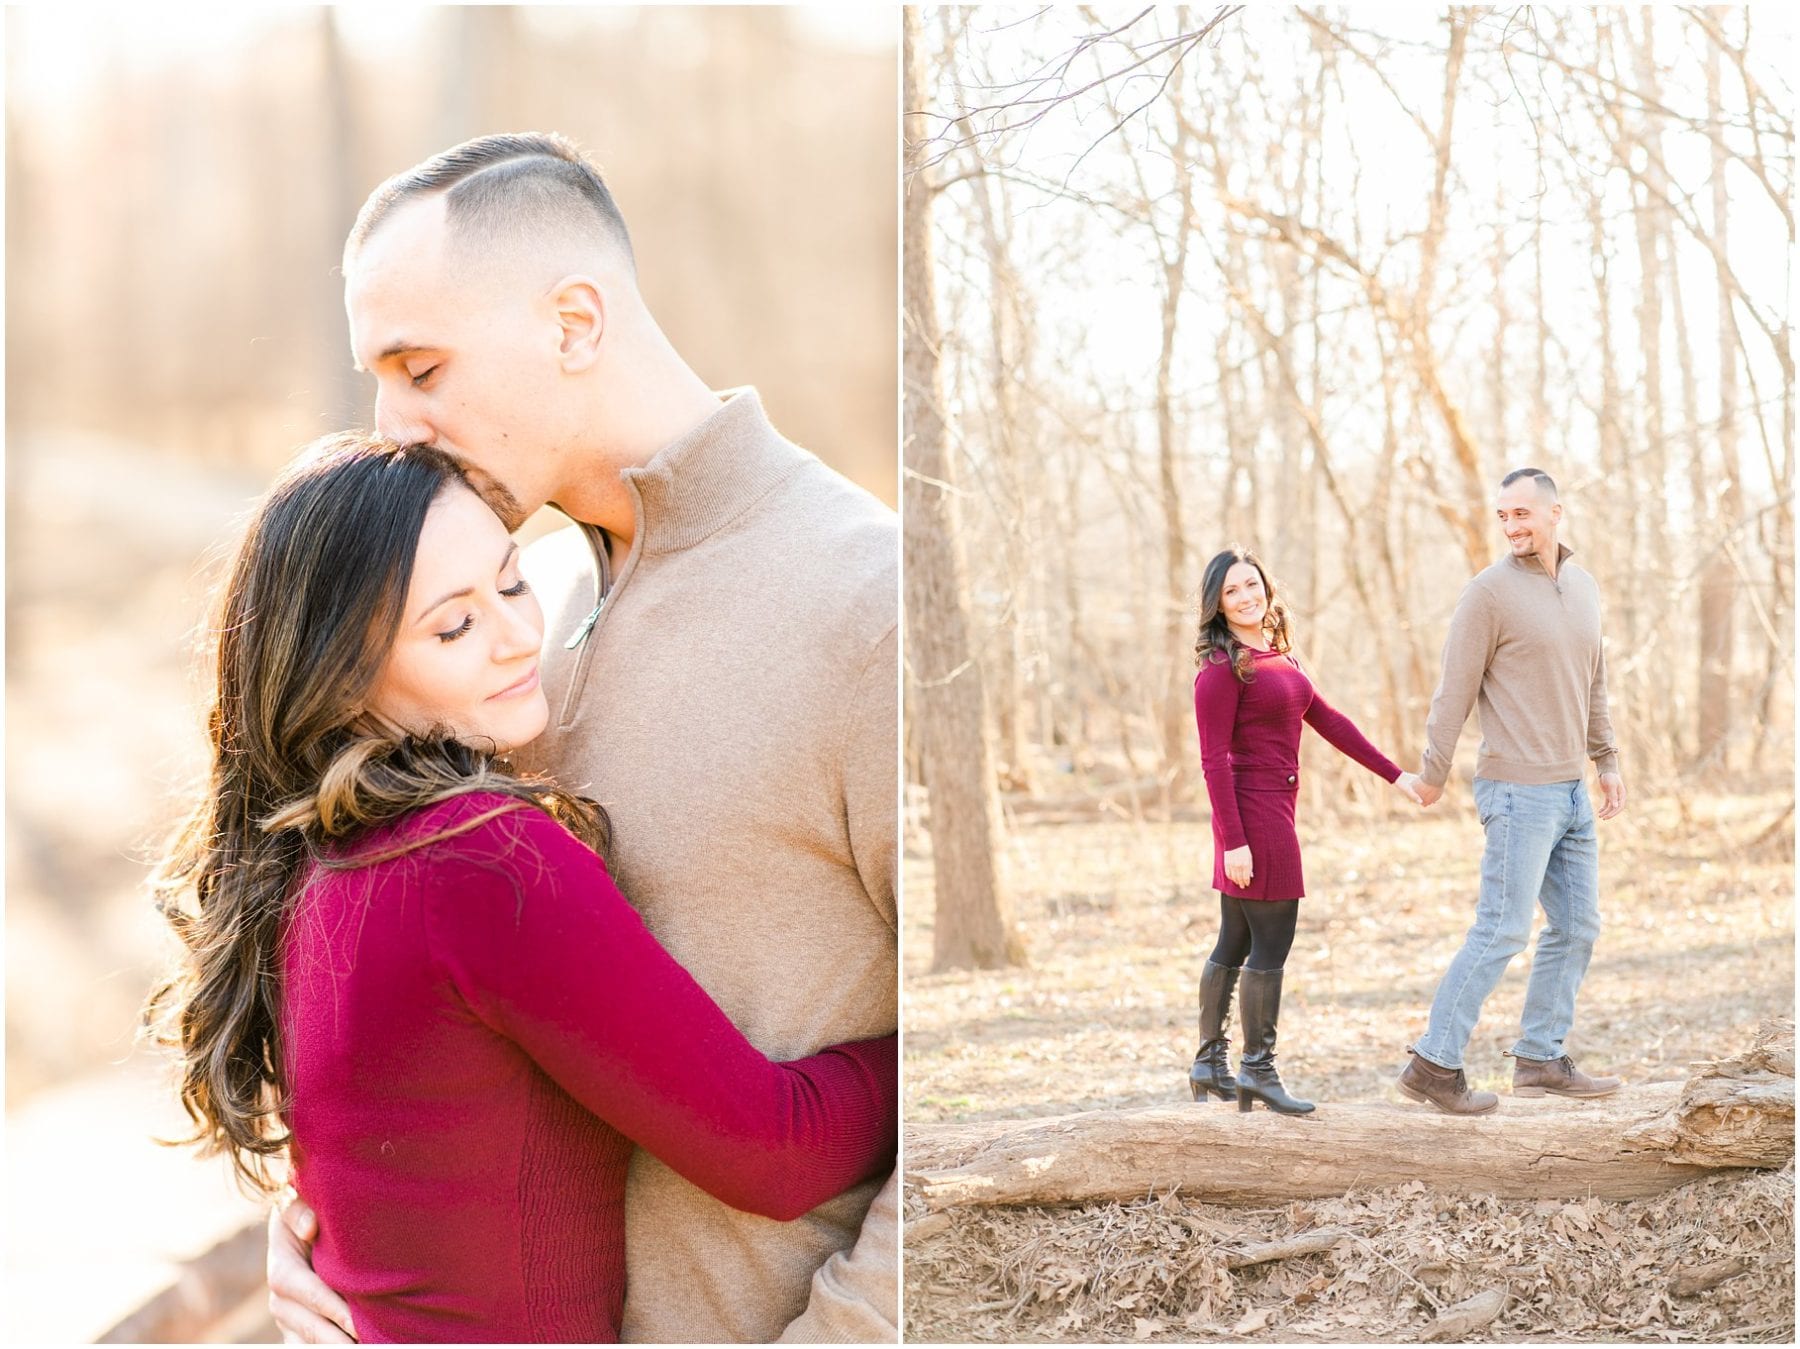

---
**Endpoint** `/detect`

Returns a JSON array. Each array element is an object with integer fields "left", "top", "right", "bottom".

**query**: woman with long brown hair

[
  {"left": 146, "top": 433, "right": 895, "bottom": 1343},
  {"left": 1186, "top": 546, "right": 1423, "bottom": 1115}
]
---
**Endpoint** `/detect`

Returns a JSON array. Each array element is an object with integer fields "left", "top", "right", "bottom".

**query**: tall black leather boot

[
  {"left": 1235, "top": 967, "right": 1315, "bottom": 1115},
  {"left": 1187, "top": 960, "right": 1240, "bottom": 1102}
]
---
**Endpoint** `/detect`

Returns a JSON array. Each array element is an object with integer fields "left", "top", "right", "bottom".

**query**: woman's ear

[{"left": 551, "top": 276, "right": 605, "bottom": 372}]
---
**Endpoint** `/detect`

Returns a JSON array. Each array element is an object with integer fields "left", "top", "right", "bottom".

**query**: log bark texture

[{"left": 908, "top": 1018, "right": 1793, "bottom": 1211}]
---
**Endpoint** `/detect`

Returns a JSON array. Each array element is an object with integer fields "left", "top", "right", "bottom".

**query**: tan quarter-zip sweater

[
  {"left": 516, "top": 388, "right": 898, "bottom": 1343},
  {"left": 1420, "top": 542, "right": 1620, "bottom": 788}
]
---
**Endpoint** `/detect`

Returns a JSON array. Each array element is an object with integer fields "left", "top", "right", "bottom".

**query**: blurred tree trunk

[
  {"left": 1670, "top": 167, "right": 1704, "bottom": 769},
  {"left": 438, "top": 7, "right": 516, "bottom": 145},
  {"left": 1055, "top": 436, "right": 1095, "bottom": 771},
  {"left": 1269, "top": 239, "right": 1309, "bottom": 611},
  {"left": 1531, "top": 148, "right": 1551, "bottom": 462},
  {"left": 1630, "top": 10, "right": 1671, "bottom": 546},
  {"left": 1587, "top": 187, "right": 1627, "bottom": 600},
  {"left": 319, "top": 10, "right": 364, "bottom": 426},
  {"left": 1155, "top": 119, "right": 1196, "bottom": 794},
  {"left": 966, "top": 133, "right": 1035, "bottom": 792},
  {"left": 1696, "top": 24, "right": 1741, "bottom": 774},
  {"left": 904, "top": 8, "right": 1023, "bottom": 971},
  {"left": 1489, "top": 177, "right": 1508, "bottom": 476}
]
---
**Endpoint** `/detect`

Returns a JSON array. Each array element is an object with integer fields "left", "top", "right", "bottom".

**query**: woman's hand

[
  {"left": 267, "top": 1196, "right": 357, "bottom": 1343},
  {"left": 1223, "top": 845, "right": 1253, "bottom": 888},
  {"left": 1393, "top": 772, "right": 1426, "bottom": 807}
]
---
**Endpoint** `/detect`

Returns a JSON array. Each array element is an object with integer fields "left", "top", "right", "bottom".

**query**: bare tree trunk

[
  {"left": 1156, "top": 122, "right": 1196, "bottom": 793},
  {"left": 1697, "top": 21, "right": 1742, "bottom": 774},
  {"left": 1630, "top": 9, "right": 1671, "bottom": 545},
  {"left": 904, "top": 8, "right": 1024, "bottom": 971},
  {"left": 436, "top": 7, "right": 515, "bottom": 145},
  {"left": 1269, "top": 240, "right": 1310, "bottom": 613},
  {"left": 1489, "top": 176, "right": 1508, "bottom": 474},
  {"left": 318, "top": 10, "right": 363, "bottom": 427},
  {"left": 1588, "top": 188, "right": 1629, "bottom": 613},
  {"left": 1532, "top": 147, "right": 1551, "bottom": 460},
  {"left": 1670, "top": 181, "right": 1704, "bottom": 770},
  {"left": 1588, "top": 15, "right": 1639, "bottom": 646},
  {"left": 966, "top": 138, "right": 1034, "bottom": 790}
]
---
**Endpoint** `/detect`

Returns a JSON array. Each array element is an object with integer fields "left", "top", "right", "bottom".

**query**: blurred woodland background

[
  {"left": 904, "top": 4, "right": 1792, "bottom": 969},
  {"left": 903, "top": 9, "right": 1792, "bottom": 1341},
  {"left": 4, "top": 7, "right": 895, "bottom": 1340}
]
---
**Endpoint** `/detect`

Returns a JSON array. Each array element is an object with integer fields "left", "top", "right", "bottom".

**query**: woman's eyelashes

[
  {"left": 434, "top": 580, "right": 531, "bottom": 642},
  {"left": 409, "top": 364, "right": 439, "bottom": 388}
]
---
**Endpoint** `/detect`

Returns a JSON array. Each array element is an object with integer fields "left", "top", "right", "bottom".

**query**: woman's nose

[{"left": 496, "top": 598, "right": 544, "bottom": 655}]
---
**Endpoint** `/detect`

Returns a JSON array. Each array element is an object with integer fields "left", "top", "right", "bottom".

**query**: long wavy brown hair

[
  {"left": 1193, "top": 546, "right": 1293, "bottom": 682},
  {"left": 144, "top": 432, "right": 608, "bottom": 1193}
]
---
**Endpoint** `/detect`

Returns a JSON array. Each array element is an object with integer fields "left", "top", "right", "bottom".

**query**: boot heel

[
  {"left": 1237, "top": 1091, "right": 1255, "bottom": 1113},
  {"left": 1189, "top": 1078, "right": 1204, "bottom": 1102},
  {"left": 1512, "top": 1086, "right": 1546, "bottom": 1098}
]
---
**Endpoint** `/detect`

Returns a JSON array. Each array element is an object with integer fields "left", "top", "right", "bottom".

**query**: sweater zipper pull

[{"left": 564, "top": 596, "right": 605, "bottom": 650}]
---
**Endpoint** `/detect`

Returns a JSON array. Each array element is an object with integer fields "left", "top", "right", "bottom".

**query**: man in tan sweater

[
  {"left": 1397, "top": 468, "right": 1627, "bottom": 1116},
  {"left": 267, "top": 134, "right": 897, "bottom": 1342}
]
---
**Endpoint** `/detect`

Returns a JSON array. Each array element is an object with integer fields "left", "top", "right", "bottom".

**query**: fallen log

[
  {"left": 907, "top": 1017, "right": 1793, "bottom": 1211},
  {"left": 1621, "top": 1016, "right": 1794, "bottom": 1166}
]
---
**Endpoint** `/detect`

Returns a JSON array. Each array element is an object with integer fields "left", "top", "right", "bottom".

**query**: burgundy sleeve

[
  {"left": 1194, "top": 655, "right": 1247, "bottom": 850},
  {"left": 419, "top": 799, "right": 897, "bottom": 1223},
  {"left": 1302, "top": 680, "right": 1403, "bottom": 782}
]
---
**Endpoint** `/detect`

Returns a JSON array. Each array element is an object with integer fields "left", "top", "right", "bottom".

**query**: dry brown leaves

[
  {"left": 904, "top": 792, "right": 1795, "bottom": 1340},
  {"left": 903, "top": 1164, "right": 1794, "bottom": 1342}
]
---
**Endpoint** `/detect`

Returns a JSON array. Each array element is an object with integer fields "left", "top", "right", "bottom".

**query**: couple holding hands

[{"left": 1188, "top": 468, "right": 1627, "bottom": 1118}]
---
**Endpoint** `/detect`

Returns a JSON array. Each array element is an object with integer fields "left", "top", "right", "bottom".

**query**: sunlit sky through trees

[{"left": 923, "top": 6, "right": 1791, "bottom": 505}]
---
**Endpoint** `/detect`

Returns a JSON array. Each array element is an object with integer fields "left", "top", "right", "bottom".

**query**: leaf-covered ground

[{"left": 903, "top": 789, "right": 1794, "bottom": 1342}]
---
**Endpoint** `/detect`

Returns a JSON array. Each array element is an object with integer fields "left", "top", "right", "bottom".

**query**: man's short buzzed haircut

[
  {"left": 1501, "top": 467, "right": 1558, "bottom": 500},
  {"left": 344, "top": 131, "right": 634, "bottom": 274}
]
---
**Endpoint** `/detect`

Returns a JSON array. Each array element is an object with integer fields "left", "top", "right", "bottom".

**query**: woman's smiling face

[
  {"left": 364, "top": 483, "right": 548, "bottom": 752},
  {"left": 1220, "top": 560, "right": 1268, "bottom": 633}
]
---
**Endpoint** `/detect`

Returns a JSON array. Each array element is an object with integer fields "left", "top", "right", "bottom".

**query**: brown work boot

[
  {"left": 1397, "top": 1049, "right": 1499, "bottom": 1115},
  {"left": 1509, "top": 1053, "right": 1622, "bottom": 1098}
]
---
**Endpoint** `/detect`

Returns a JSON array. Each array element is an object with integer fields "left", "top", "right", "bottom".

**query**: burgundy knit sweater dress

[
  {"left": 1194, "top": 647, "right": 1402, "bottom": 900},
  {"left": 279, "top": 792, "right": 897, "bottom": 1343}
]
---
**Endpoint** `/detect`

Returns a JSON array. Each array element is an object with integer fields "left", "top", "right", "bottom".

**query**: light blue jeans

[{"left": 1413, "top": 778, "right": 1601, "bottom": 1070}]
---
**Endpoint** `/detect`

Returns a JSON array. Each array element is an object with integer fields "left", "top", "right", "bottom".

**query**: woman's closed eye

[{"left": 436, "top": 580, "right": 527, "bottom": 640}]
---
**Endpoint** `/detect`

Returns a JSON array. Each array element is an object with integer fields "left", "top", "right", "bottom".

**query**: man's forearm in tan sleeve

[
  {"left": 1588, "top": 646, "right": 1620, "bottom": 775},
  {"left": 776, "top": 1170, "right": 900, "bottom": 1343},
  {"left": 1420, "top": 585, "right": 1496, "bottom": 788}
]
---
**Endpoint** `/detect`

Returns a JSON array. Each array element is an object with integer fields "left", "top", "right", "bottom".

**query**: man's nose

[{"left": 374, "top": 391, "right": 432, "bottom": 447}]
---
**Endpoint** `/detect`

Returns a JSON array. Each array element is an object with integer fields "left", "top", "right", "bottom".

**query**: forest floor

[{"left": 903, "top": 787, "right": 1795, "bottom": 1342}]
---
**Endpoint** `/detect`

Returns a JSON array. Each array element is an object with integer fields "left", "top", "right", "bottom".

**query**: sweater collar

[
  {"left": 620, "top": 387, "right": 805, "bottom": 555},
  {"left": 1503, "top": 541, "right": 1574, "bottom": 577}
]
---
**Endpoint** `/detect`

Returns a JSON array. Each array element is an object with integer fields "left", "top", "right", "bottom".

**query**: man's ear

[{"left": 551, "top": 276, "right": 605, "bottom": 372}]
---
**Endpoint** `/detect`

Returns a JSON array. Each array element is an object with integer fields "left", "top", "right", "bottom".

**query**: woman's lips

[{"left": 489, "top": 665, "right": 541, "bottom": 700}]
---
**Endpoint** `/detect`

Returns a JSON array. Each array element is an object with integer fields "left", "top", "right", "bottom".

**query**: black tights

[{"left": 1208, "top": 894, "right": 1299, "bottom": 971}]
